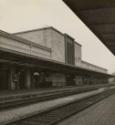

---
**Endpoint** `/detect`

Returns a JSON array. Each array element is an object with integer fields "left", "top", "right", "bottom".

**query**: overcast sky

[{"left": 0, "top": 0, "right": 115, "bottom": 73}]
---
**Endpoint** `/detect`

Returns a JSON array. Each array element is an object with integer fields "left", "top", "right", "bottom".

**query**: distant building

[
  {"left": 14, "top": 27, "right": 107, "bottom": 73},
  {"left": 0, "top": 27, "right": 111, "bottom": 90}
]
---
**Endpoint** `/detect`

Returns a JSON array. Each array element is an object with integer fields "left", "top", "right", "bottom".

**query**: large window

[{"left": 65, "top": 34, "right": 75, "bottom": 65}]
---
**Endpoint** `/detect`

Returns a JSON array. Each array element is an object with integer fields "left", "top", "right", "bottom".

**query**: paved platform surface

[
  {"left": 0, "top": 84, "right": 109, "bottom": 99},
  {"left": 0, "top": 89, "right": 104, "bottom": 125},
  {"left": 58, "top": 93, "right": 115, "bottom": 125},
  {"left": 0, "top": 86, "right": 89, "bottom": 99}
]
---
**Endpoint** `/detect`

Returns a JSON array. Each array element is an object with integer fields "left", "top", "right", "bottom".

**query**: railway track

[
  {"left": 0, "top": 84, "right": 112, "bottom": 110},
  {"left": 7, "top": 88, "right": 115, "bottom": 125}
]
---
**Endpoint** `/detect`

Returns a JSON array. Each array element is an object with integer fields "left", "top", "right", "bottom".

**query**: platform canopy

[{"left": 63, "top": 0, "right": 115, "bottom": 55}]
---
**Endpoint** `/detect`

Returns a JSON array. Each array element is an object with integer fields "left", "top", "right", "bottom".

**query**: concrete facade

[
  {"left": 0, "top": 35, "right": 51, "bottom": 59},
  {"left": 49, "top": 29, "right": 65, "bottom": 62},
  {"left": 0, "top": 27, "right": 109, "bottom": 90},
  {"left": 15, "top": 28, "right": 65, "bottom": 63},
  {"left": 81, "top": 61, "right": 107, "bottom": 73},
  {"left": 74, "top": 41, "right": 107, "bottom": 74},
  {"left": 14, "top": 27, "right": 107, "bottom": 74}
]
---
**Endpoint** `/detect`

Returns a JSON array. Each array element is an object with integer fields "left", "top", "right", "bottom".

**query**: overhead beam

[
  {"left": 63, "top": 0, "right": 115, "bottom": 10},
  {"left": 63, "top": 0, "right": 115, "bottom": 55},
  {"left": 105, "top": 41, "right": 115, "bottom": 45},
  {"left": 101, "top": 34, "right": 115, "bottom": 40},
  {"left": 89, "top": 22, "right": 115, "bottom": 26}
]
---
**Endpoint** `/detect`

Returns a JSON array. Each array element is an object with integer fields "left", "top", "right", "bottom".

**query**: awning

[
  {"left": 0, "top": 49, "right": 113, "bottom": 78},
  {"left": 63, "top": 0, "right": 115, "bottom": 55}
]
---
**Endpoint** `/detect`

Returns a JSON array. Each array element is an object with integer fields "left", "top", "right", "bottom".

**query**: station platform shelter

[
  {"left": 0, "top": 27, "right": 113, "bottom": 91},
  {"left": 0, "top": 49, "right": 112, "bottom": 91}
]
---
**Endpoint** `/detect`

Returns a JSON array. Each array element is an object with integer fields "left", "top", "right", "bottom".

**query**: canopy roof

[
  {"left": 0, "top": 49, "right": 112, "bottom": 77},
  {"left": 63, "top": 0, "right": 115, "bottom": 55}
]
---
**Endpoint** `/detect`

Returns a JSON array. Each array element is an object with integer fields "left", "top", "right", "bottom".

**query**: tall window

[{"left": 65, "top": 34, "right": 75, "bottom": 65}]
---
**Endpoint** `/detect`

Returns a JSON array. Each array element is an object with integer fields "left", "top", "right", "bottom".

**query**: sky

[{"left": 0, "top": 0, "right": 115, "bottom": 73}]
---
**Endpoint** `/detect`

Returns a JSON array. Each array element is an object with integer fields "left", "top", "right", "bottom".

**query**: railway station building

[{"left": 0, "top": 27, "right": 111, "bottom": 90}]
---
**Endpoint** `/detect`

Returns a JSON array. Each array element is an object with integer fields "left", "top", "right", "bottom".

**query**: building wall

[
  {"left": 14, "top": 27, "right": 108, "bottom": 74},
  {"left": 49, "top": 29, "right": 65, "bottom": 62},
  {"left": 74, "top": 42, "right": 107, "bottom": 73},
  {"left": 15, "top": 27, "right": 65, "bottom": 63},
  {"left": 15, "top": 28, "right": 51, "bottom": 48},
  {"left": 0, "top": 35, "right": 51, "bottom": 59},
  {"left": 81, "top": 61, "right": 107, "bottom": 73},
  {"left": 0, "top": 27, "right": 110, "bottom": 90},
  {"left": 1, "top": 27, "right": 108, "bottom": 74},
  {"left": 46, "top": 73, "right": 66, "bottom": 87},
  {"left": 74, "top": 42, "right": 107, "bottom": 74}
]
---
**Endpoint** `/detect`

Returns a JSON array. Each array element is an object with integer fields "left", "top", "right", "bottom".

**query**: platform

[
  {"left": 58, "top": 93, "right": 115, "bottom": 125},
  {"left": 0, "top": 86, "right": 92, "bottom": 98},
  {"left": 0, "top": 84, "right": 111, "bottom": 99},
  {"left": 0, "top": 88, "right": 104, "bottom": 125}
]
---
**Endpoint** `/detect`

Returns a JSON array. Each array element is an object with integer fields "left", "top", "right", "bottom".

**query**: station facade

[{"left": 0, "top": 27, "right": 110, "bottom": 90}]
